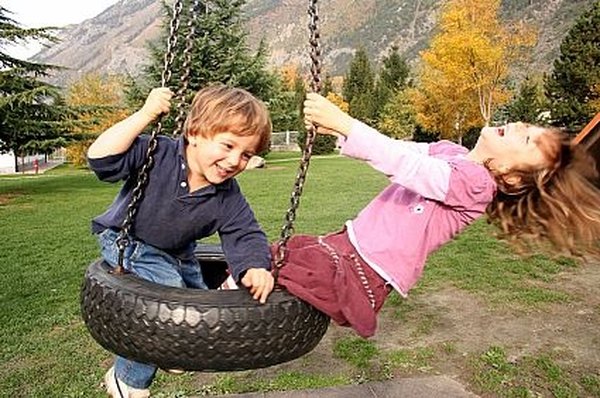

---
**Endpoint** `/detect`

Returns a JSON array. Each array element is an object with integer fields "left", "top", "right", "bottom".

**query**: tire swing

[{"left": 80, "top": 0, "right": 330, "bottom": 372}]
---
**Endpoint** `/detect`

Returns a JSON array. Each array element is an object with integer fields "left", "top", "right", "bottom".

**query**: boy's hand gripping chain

[{"left": 115, "top": 0, "right": 202, "bottom": 273}]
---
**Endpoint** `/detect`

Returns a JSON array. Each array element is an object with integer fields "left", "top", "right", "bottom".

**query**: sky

[{"left": 3, "top": 0, "right": 121, "bottom": 59}]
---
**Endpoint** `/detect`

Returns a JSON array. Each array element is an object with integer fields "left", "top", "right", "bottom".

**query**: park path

[{"left": 209, "top": 376, "right": 478, "bottom": 398}]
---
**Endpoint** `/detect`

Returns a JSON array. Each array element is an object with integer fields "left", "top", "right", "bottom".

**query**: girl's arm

[
  {"left": 304, "top": 93, "right": 448, "bottom": 201},
  {"left": 87, "top": 87, "right": 172, "bottom": 159},
  {"left": 341, "top": 121, "right": 452, "bottom": 201}
]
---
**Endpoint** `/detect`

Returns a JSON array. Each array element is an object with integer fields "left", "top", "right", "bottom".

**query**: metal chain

[
  {"left": 114, "top": 0, "right": 189, "bottom": 273},
  {"left": 274, "top": 0, "right": 322, "bottom": 278},
  {"left": 173, "top": 0, "right": 203, "bottom": 136}
]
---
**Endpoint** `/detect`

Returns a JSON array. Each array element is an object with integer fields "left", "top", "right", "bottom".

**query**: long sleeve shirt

[
  {"left": 88, "top": 135, "right": 271, "bottom": 281},
  {"left": 341, "top": 121, "right": 497, "bottom": 296}
]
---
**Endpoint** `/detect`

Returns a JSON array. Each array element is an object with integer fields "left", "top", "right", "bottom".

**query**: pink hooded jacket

[{"left": 341, "top": 121, "right": 497, "bottom": 296}]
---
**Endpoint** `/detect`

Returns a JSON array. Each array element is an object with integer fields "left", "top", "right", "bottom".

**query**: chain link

[
  {"left": 173, "top": 0, "right": 203, "bottom": 136},
  {"left": 114, "top": 0, "right": 323, "bottom": 278},
  {"left": 115, "top": 0, "right": 193, "bottom": 273},
  {"left": 273, "top": 0, "right": 322, "bottom": 279}
]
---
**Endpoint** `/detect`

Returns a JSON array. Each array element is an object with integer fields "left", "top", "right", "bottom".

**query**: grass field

[{"left": 0, "top": 157, "right": 596, "bottom": 397}]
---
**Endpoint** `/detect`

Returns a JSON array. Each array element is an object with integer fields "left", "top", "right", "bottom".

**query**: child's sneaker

[
  {"left": 103, "top": 367, "right": 150, "bottom": 398},
  {"left": 163, "top": 368, "right": 185, "bottom": 375}
]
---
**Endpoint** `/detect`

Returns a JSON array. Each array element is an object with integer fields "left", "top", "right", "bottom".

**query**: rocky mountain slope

[{"left": 32, "top": 0, "right": 596, "bottom": 87}]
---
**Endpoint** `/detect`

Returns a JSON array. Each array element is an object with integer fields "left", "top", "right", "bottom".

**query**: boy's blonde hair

[
  {"left": 487, "top": 129, "right": 600, "bottom": 256},
  {"left": 183, "top": 84, "right": 272, "bottom": 153}
]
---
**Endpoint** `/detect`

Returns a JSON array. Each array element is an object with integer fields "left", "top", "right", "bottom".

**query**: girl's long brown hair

[{"left": 486, "top": 131, "right": 600, "bottom": 256}]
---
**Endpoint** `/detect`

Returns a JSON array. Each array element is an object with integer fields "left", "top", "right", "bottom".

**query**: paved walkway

[
  {"left": 211, "top": 376, "right": 479, "bottom": 398},
  {"left": 0, "top": 159, "right": 64, "bottom": 175}
]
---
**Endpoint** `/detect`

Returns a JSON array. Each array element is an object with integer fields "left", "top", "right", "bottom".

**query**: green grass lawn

[
  {"left": 0, "top": 157, "right": 591, "bottom": 397},
  {"left": 263, "top": 150, "right": 303, "bottom": 161}
]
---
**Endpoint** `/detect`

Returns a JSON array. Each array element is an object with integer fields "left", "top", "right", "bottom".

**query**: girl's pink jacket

[{"left": 341, "top": 121, "right": 497, "bottom": 296}]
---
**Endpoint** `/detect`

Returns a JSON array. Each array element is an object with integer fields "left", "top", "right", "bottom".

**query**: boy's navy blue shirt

[{"left": 88, "top": 134, "right": 271, "bottom": 281}]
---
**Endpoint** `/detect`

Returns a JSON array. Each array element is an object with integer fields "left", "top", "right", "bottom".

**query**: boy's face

[{"left": 187, "top": 132, "right": 260, "bottom": 187}]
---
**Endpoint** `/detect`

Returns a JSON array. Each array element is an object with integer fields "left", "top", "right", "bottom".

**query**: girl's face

[
  {"left": 474, "top": 122, "right": 553, "bottom": 173},
  {"left": 186, "top": 132, "right": 260, "bottom": 188}
]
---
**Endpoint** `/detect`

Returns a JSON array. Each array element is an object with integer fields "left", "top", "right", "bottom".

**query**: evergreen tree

[
  {"left": 321, "top": 74, "right": 333, "bottom": 96},
  {"left": 129, "top": 0, "right": 279, "bottom": 135},
  {"left": 269, "top": 69, "right": 304, "bottom": 133},
  {"left": 342, "top": 46, "right": 376, "bottom": 124},
  {"left": 377, "top": 89, "right": 416, "bottom": 139},
  {"left": 412, "top": 125, "right": 440, "bottom": 143},
  {"left": 504, "top": 76, "right": 544, "bottom": 124},
  {"left": 545, "top": 1, "right": 600, "bottom": 132},
  {"left": 292, "top": 72, "right": 307, "bottom": 128},
  {"left": 374, "top": 46, "right": 410, "bottom": 120},
  {"left": 0, "top": 7, "right": 73, "bottom": 172}
]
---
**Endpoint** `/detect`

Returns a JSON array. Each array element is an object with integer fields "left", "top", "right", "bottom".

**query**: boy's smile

[{"left": 185, "top": 132, "right": 260, "bottom": 191}]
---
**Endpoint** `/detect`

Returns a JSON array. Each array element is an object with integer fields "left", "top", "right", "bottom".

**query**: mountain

[{"left": 32, "top": 0, "right": 597, "bottom": 87}]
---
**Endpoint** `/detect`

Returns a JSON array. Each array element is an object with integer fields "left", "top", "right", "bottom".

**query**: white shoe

[
  {"left": 163, "top": 368, "right": 185, "bottom": 375},
  {"left": 104, "top": 367, "right": 150, "bottom": 398}
]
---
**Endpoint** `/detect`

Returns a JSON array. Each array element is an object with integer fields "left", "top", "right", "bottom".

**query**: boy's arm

[
  {"left": 87, "top": 87, "right": 172, "bottom": 159},
  {"left": 218, "top": 184, "right": 272, "bottom": 300}
]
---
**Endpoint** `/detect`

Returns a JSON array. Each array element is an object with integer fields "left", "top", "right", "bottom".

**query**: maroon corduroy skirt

[{"left": 272, "top": 228, "right": 390, "bottom": 338}]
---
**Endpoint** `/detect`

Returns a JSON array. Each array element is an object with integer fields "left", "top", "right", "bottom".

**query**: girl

[{"left": 273, "top": 93, "right": 600, "bottom": 338}]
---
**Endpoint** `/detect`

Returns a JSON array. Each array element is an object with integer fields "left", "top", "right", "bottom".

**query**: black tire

[{"left": 80, "top": 247, "right": 329, "bottom": 372}]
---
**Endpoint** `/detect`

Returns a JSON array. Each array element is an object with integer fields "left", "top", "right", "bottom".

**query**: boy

[{"left": 88, "top": 84, "right": 274, "bottom": 397}]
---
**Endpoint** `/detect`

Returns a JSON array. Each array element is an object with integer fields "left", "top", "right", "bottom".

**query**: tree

[
  {"left": 269, "top": 66, "right": 304, "bottom": 133},
  {"left": 545, "top": 1, "right": 600, "bottom": 133},
  {"left": 342, "top": 46, "right": 377, "bottom": 124},
  {"left": 129, "top": 0, "right": 279, "bottom": 135},
  {"left": 377, "top": 89, "right": 417, "bottom": 139},
  {"left": 0, "top": 7, "right": 56, "bottom": 73},
  {"left": 411, "top": 65, "right": 481, "bottom": 142},
  {"left": 0, "top": 7, "right": 73, "bottom": 172},
  {"left": 504, "top": 75, "right": 545, "bottom": 124},
  {"left": 65, "top": 73, "right": 130, "bottom": 166},
  {"left": 414, "top": 0, "right": 536, "bottom": 139},
  {"left": 590, "top": 83, "right": 600, "bottom": 114},
  {"left": 374, "top": 46, "right": 410, "bottom": 121},
  {"left": 321, "top": 74, "right": 334, "bottom": 96}
]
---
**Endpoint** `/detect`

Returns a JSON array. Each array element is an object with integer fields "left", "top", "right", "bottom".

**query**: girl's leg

[
  {"left": 273, "top": 234, "right": 348, "bottom": 325},
  {"left": 274, "top": 230, "right": 389, "bottom": 338}
]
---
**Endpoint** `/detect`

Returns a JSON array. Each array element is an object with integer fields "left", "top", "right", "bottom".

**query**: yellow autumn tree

[
  {"left": 413, "top": 0, "right": 537, "bottom": 140},
  {"left": 280, "top": 63, "right": 300, "bottom": 91},
  {"left": 411, "top": 66, "right": 481, "bottom": 143},
  {"left": 326, "top": 92, "right": 348, "bottom": 113},
  {"left": 66, "top": 73, "right": 130, "bottom": 166}
]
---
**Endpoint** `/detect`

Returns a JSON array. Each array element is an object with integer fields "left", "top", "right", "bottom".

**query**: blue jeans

[{"left": 97, "top": 228, "right": 207, "bottom": 389}]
